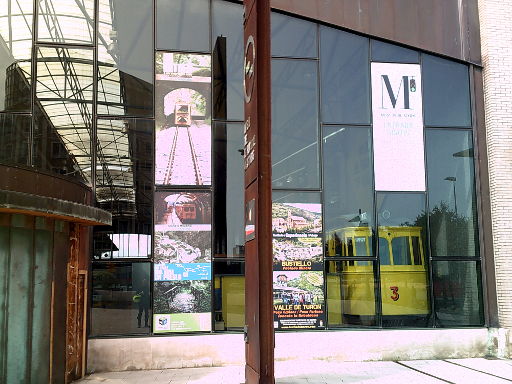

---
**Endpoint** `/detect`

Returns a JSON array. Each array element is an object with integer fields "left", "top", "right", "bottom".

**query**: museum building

[{"left": 1, "top": 0, "right": 511, "bottom": 382}]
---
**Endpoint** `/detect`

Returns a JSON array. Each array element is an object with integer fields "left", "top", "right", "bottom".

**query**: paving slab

[
  {"left": 400, "top": 359, "right": 512, "bottom": 384},
  {"left": 75, "top": 359, "right": 512, "bottom": 384},
  {"left": 445, "top": 358, "right": 512, "bottom": 380}
]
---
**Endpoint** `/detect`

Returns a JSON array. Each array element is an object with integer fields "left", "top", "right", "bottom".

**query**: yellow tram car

[{"left": 327, "top": 226, "right": 429, "bottom": 324}]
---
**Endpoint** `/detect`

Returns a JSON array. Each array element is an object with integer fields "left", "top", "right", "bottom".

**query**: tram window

[
  {"left": 355, "top": 237, "right": 367, "bottom": 257},
  {"left": 347, "top": 238, "right": 354, "bottom": 257},
  {"left": 412, "top": 237, "right": 422, "bottom": 265},
  {"left": 392, "top": 237, "right": 412, "bottom": 265},
  {"left": 379, "top": 237, "right": 390, "bottom": 265}
]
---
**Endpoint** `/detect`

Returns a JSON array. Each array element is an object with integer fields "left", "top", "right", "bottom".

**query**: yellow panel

[
  {"left": 326, "top": 274, "right": 342, "bottom": 325},
  {"left": 342, "top": 266, "right": 376, "bottom": 316},
  {"left": 380, "top": 268, "right": 429, "bottom": 315},
  {"left": 222, "top": 276, "right": 245, "bottom": 328}
]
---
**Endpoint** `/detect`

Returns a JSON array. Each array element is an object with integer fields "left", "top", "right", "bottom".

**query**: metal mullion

[
  {"left": 29, "top": 0, "right": 38, "bottom": 167},
  {"left": 92, "top": 0, "right": 98, "bottom": 196},
  {"left": 420, "top": 52, "right": 436, "bottom": 328}
]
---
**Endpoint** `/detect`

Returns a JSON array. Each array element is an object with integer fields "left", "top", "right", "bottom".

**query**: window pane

[
  {"left": 155, "top": 52, "right": 212, "bottom": 186},
  {"left": 426, "top": 130, "right": 479, "bottom": 257},
  {"left": 35, "top": 47, "right": 94, "bottom": 184},
  {"left": 94, "top": 119, "right": 154, "bottom": 260},
  {"left": 323, "top": 126, "right": 374, "bottom": 257},
  {"left": 272, "top": 59, "right": 319, "bottom": 189},
  {"left": 423, "top": 54, "right": 471, "bottom": 127},
  {"left": 377, "top": 193, "right": 431, "bottom": 327},
  {"left": 97, "top": 0, "right": 153, "bottom": 117},
  {"left": 214, "top": 260, "right": 245, "bottom": 331},
  {"left": 433, "top": 261, "right": 484, "bottom": 327},
  {"left": 371, "top": 40, "right": 419, "bottom": 63},
  {"left": 0, "top": 114, "right": 30, "bottom": 167},
  {"left": 0, "top": 1, "right": 33, "bottom": 112},
  {"left": 326, "top": 260, "right": 377, "bottom": 327},
  {"left": 320, "top": 27, "right": 370, "bottom": 124},
  {"left": 91, "top": 262, "right": 151, "bottom": 336},
  {"left": 213, "top": 122, "right": 245, "bottom": 258},
  {"left": 37, "top": 0, "right": 94, "bottom": 44},
  {"left": 271, "top": 12, "right": 317, "bottom": 58},
  {"left": 156, "top": 0, "right": 209, "bottom": 52},
  {"left": 212, "top": 0, "right": 244, "bottom": 121}
]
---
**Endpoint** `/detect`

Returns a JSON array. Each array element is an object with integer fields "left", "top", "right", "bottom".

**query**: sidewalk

[{"left": 74, "top": 358, "right": 512, "bottom": 384}]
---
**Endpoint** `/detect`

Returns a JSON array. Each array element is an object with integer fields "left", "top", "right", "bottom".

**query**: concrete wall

[
  {"left": 88, "top": 329, "right": 493, "bottom": 373},
  {"left": 478, "top": 0, "right": 512, "bottom": 330}
]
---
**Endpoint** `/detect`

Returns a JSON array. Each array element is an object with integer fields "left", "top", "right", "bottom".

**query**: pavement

[{"left": 74, "top": 358, "right": 512, "bottom": 384}]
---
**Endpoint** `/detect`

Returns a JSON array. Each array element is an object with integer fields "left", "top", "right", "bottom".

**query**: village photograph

[{"left": 272, "top": 202, "right": 322, "bottom": 234}]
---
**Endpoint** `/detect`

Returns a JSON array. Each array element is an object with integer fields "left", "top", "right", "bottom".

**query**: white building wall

[{"left": 478, "top": 0, "right": 512, "bottom": 329}]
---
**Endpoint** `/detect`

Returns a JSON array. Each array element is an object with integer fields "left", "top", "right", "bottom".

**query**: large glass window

[
  {"left": 0, "top": 1, "right": 33, "bottom": 112},
  {"left": 212, "top": 0, "right": 244, "bottom": 121},
  {"left": 94, "top": 119, "right": 154, "bottom": 260},
  {"left": 371, "top": 40, "right": 419, "bottom": 64},
  {"left": 326, "top": 260, "right": 377, "bottom": 327},
  {"left": 91, "top": 262, "right": 151, "bottom": 336},
  {"left": 272, "top": 59, "right": 319, "bottom": 189},
  {"left": 213, "top": 122, "right": 245, "bottom": 258},
  {"left": 320, "top": 27, "right": 370, "bottom": 125},
  {"left": 271, "top": 13, "right": 317, "bottom": 58},
  {"left": 426, "top": 130, "right": 479, "bottom": 257},
  {"left": 214, "top": 260, "right": 245, "bottom": 331},
  {"left": 156, "top": 0, "right": 209, "bottom": 52},
  {"left": 377, "top": 193, "right": 431, "bottom": 327},
  {"left": 0, "top": 114, "right": 30, "bottom": 167},
  {"left": 323, "top": 126, "right": 374, "bottom": 257},
  {"left": 35, "top": 46, "right": 94, "bottom": 183},
  {"left": 432, "top": 261, "right": 483, "bottom": 327},
  {"left": 37, "top": 0, "right": 94, "bottom": 45},
  {"left": 97, "top": 0, "right": 154, "bottom": 117},
  {"left": 422, "top": 54, "right": 471, "bottom": 127}
]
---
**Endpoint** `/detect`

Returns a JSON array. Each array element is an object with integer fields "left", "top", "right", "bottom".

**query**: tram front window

[
  {"left": 379, "top": 237, "right": 390, "bottom": 265},
  {"left": 391, "top": 237, "right": 412, "bottom": 265}
]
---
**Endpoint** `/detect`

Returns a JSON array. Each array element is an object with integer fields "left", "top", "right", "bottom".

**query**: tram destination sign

[{"left": 371, "top": 62, "right": 425, "bottom": 192}]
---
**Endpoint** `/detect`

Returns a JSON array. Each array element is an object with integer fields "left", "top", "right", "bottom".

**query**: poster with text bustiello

[
  {"left": 371, "top": 62, "right": 425, "bottom": 192},
  {"left": 272, "top": 201, "right": 325, "bottom": 329}
]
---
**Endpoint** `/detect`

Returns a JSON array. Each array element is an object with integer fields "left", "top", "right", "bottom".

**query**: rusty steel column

[{"left": 243, "top": 0, "right": 274, "bottom": 383}]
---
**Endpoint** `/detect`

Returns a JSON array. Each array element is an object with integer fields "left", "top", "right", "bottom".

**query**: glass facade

[{"left": 0, "top": 1, "right": 484, "bottom": 336}]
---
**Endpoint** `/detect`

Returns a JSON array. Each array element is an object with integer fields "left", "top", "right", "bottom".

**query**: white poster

[{"left": 371, "top": 63, "right": 425, "bottom": 191}]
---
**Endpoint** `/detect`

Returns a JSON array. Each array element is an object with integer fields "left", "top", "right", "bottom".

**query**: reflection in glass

[
  {"left": 320, "top": 27, "right": 370, "bottom": 124},
  {"left": 377, "top": 193, "right": 431, "bottom": 327},
  {"left": 91, "top": 262, "right": 151, "bottom": 336},
  {"left": 155, "top": 52, "right": 211, "bottom": 186},
  {"left": 272, "top": 59, "right": 319, "bottom": 189},
  {"left": 213, "top": 122, "right": 245, "bottom": 258},
  {"left": 271, "top": 12, "right": 317, "bottom": 58},
  {"left": 326, "top": 260, "right": 377, "bottom": 327},
  {"left": 156, "top": 0, "right": 209, "bottom": 52},
  {"left": 37, "top": 0, "right": 94, "bottom": 44},
  {"left": 214, "top": 260, "right": 245, "bottom": 331},
  {"left": 212, "top": 0, "right": 244, "bottom": 121},
  {"left": 427, "top": 130, "right": 479, "bottom": 257},
  {"left": 0, "top": 114, "right": 30, "bottom": 167},
  {"left": 423, "top": 54, "right": 471, "bottom": 127},
  {"left": 97, "top": 0, "right": 153, "bottom": 117},
  {"left": 323, "top": 127, "right": 374, "bottom": 257},
  {"left": 35, "top": 47, "right": 93, "bottom": 183},
  {"left": 0, "top": 1, "right": 33, "bottom": 112},
  {"left": 433, "top": 261, "right": 483, "bottom": 327},
  {"left": 94, "top": 119, "right": 154, "bottom": 259},
  {"left": 371, "top": 40, "right": 419, "bottom": 63}
]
